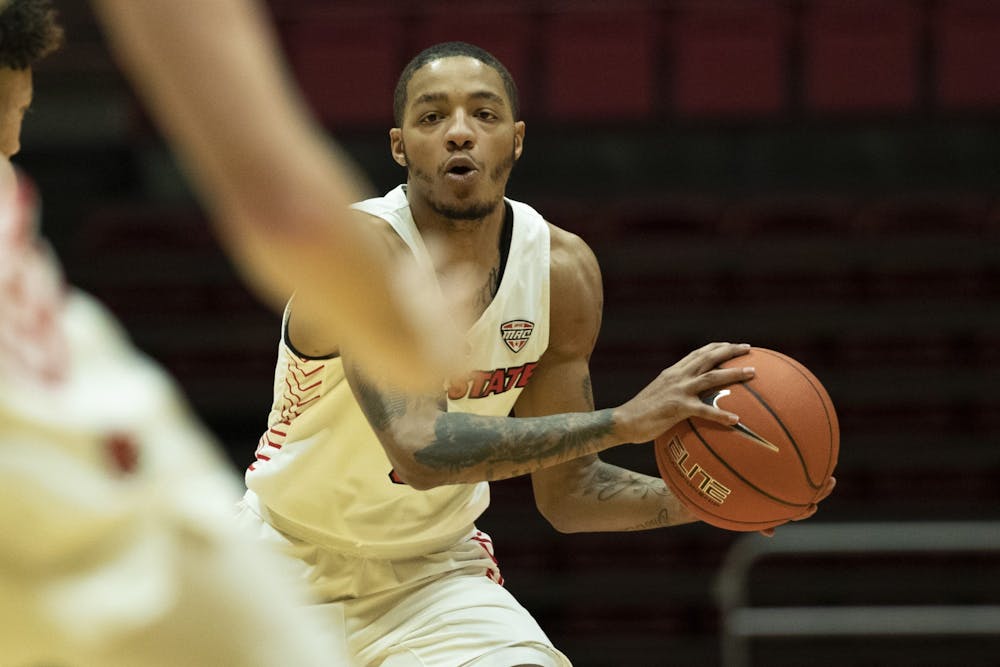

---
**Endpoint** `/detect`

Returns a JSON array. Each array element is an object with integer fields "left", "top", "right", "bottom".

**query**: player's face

[
  {"left": 391, "top": 56, "right": 524, "bottom": 222},
  {"left": 0, "top": 67, "right": 32, "bottom": 158}
]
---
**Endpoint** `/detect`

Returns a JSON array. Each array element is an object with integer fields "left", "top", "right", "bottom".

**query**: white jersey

[
  {"left": 0, "top": 171, "right": 346, "bottom": 666},
  {"left": 245, "top": 184, "right": 551, "bottom": 559}
]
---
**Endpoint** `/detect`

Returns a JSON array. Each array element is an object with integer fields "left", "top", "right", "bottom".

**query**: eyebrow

[{"left": 412, "top": 90, "right": 507, "bottom": 108}]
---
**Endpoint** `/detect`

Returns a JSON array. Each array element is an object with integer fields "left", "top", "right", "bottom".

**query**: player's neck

[{"left": 410, "top": 197, "right": 506, "bottom": 265}]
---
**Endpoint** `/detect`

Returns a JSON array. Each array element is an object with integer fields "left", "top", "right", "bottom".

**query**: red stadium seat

[
  {"left": 801, "top": 0, "right": 922, "bottom": 115},
  {"left": 668, "top": 0, "right": 792, "bottom": 118},
  {"left": 933, "top": 0, "right": 1000, "bottom": 111},
  {"left": 274, "top": 3, "right": 404, "bottom": 128},
  {"left": 541, "top": 1, "right": 658, "bottom": 122},
  {"left": 408, "top": 2, "right": 537, "bottom": 117}
]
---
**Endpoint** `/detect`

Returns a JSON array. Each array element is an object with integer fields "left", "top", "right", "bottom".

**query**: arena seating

[
  {"left": 932, "top": 0, "right": 1000, "bottom": 111},
  {"left": 541, "top": 2, "right": 658, "bottom": 122},
  {"left": 801, "top": 0, "right": 922, "bottom": 114},
  {"left": 668, "top": 1, "right": 791, "bottom": 118}
]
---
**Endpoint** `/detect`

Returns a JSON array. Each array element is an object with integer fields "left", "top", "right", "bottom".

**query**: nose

[{"left": 444, "top": 109, "right": 474, "bottom": 151}]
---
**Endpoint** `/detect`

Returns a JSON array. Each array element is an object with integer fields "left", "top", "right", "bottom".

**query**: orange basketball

[{"left": 654, "top": 347, "right": 839, "bottom": 531}]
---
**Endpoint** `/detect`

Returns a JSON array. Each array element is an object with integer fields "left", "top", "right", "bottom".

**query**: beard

[
  {"left": 404, "top": 143, "right": 517, "bottom": 222},
  {"left": 431, "top": 197, "right": 502, "bottom": 222}
]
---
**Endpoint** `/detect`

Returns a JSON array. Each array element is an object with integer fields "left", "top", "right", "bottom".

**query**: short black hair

[
  {"left": 393, "top": 41, "right": 519, "bottom": 126},
  {"left": 0, "top": 0, "right": 63, "bottom": 70}
]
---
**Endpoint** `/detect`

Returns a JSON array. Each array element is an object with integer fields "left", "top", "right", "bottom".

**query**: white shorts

[{"left": 237, "top": 501, "right": 572, "bottom": 667}]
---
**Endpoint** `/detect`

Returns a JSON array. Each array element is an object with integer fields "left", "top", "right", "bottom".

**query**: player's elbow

[
  {"left": 535, "top": 497, "right": 587, "bottom": 534},
  {"left": 389, "top": 458, "right": 446, "bottom": 491}
]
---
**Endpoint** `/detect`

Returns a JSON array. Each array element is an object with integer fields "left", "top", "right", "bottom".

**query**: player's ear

[
  {"left": 513, "top": 121, "right": 525, "bottom": 161},
  {"left": 389, "top": 128, "right": 407, "bottom": 167}
]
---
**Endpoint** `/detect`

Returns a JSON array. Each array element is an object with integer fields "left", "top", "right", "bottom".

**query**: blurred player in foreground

[
  {"left": 2, "top": 0, "right": 469, "bottom": 663},
  {"left": 92, "top": 0, "right": 466, "bottom": 388}
]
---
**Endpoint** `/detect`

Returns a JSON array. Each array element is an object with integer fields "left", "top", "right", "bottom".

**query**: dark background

[{"left": 24, "top": 1, "right": 1000, "bottom": 665}]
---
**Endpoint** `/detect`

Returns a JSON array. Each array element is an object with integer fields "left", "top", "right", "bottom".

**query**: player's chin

[{"left": 432, "top": 193, "right": 502, "bottom": 222}]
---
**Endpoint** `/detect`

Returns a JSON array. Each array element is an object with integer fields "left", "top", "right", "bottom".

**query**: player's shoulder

[
  {"left": 536, "top": 220, "right": 602, "bottom": 353},
  {"left": 350, "top": 185, "right": 408, "bottom": 218},
  {"left": 347, "top": 202, "right": 409, "bottom": 254},
  {"left": 546, "top": 220, "right": 600, "bottom": 285},
  {"left": 541, "top": 219, "right": 602, "bottom": 337}
]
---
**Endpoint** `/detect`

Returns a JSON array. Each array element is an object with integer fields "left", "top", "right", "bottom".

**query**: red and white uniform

[
  {"left": 241, "top": 185, "right": 571, "bottom": 666},
  {"left": 0, "top": 169, "right": 347, "bottom": 666},
  {"left": 244, "top": 184, "right": 550, "bottom": 558}
]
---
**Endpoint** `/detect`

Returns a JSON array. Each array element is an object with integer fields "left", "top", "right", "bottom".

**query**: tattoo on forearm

[
  {"left": 583, "top": 465, "right": 670, "bottom": 501},
  {"left": 415, "top": 409, "right": 615, "bottom": 478},
  {"left": 353, "top": 364, "right": 615, "bottom": 481},
  {"left": 624, "top": 508, "right": 671, "bottom": 531}
]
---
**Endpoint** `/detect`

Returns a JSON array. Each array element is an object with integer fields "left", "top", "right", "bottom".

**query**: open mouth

[{"left": 443, "top": 156, "right": 478, "bottom": 178}]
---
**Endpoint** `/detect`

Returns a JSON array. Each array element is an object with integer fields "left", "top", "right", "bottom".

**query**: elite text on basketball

[{"left": 666, "top": 435, "right": 731, "bottom": 505}]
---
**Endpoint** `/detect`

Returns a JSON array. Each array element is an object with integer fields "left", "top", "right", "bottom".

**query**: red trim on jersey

[
  {"left": 471, "top": 534, "right": 504, "bottom": 586},
  {"left": 295, "top": 363, "right": 323, "bottom": 378},
  {"left": 282, "top": 377, "right": 320, "bottom": 408},
  {"left": 248, "top": 357, "right": 328, "bottom": 474}
]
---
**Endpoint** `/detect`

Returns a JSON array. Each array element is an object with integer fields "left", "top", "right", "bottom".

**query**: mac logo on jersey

[{"left": 501, "top": 319, "right": 534, "bottom": 353}]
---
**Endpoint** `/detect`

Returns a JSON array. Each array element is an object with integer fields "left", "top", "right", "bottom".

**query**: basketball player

[
  {"left": 3, "top": 0, "right": 469, "bottom": 662},
  {"left": 0, "top": 159, "right": 353, "bottom": 667},
  {"left": 238, "top": 41, "right": 836, "bottom": 667}
]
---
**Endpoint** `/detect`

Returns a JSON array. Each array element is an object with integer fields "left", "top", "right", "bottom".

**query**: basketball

[{"left": 654, "top": 347, "right": 839, "bottom": 531}]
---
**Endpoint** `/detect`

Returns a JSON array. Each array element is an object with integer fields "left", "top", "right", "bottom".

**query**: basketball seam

[
  {"left": 655, "top": 442, "right": 795, "bottom": 528},
  {"left": 742, "top": 381, "right": 818, "bottom": 490},
  {"left": 690, "top": 419, "right": 813, "bottom": 508},
  {"left": 752, "top": 348, "right": 839, "bottom": 488}
]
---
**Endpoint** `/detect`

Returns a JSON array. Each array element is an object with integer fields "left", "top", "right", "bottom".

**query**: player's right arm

[
  {"left": 90, "top": 0, "right": 454, "bottom": 389},
  {"left": 343, "top": 335, "right": 753, "bottom": 491}
]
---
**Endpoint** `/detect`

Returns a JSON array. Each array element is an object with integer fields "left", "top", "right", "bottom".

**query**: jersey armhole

[{"left": 281, "top": 302, "right": 340, "bottom": 361}]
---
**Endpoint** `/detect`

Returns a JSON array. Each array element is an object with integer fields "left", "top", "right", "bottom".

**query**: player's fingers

[
  {"left": 676, "top": 342, "right": 749, "bottom": 374},
  {"left": 816, "top": 476, "right": 837, "bottom": 502},
  {"left": 694, "top": 341, "right": 751, "bottom": 374},
  {"left": 758, "top": 527, "right": 777, "bottom": 537},
  {"left": 692, "top": 366, "right": 755, "bottom": 394},
  {"left": 690, "top": 399, "right": 741, "bottom": 426}
]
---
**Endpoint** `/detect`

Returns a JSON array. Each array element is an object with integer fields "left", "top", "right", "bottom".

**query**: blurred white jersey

[
  {"left": 245, "top": 185, "right": 551, "bottom": 560},
  {"left": 0, "top": 171, "right": 346, "bottom": 666}
]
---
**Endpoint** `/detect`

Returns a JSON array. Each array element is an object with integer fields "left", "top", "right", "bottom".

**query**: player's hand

[
  {"left": 614, "top": 342, "right": 754, "bottom": 445},
  {"left": 758, "top": 476, "right": 837, "bottom": 537}
]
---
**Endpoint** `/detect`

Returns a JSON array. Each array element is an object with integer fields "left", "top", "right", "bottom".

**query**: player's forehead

[{"left": 406, "top": 56, "right": 509, "bottom": 110}]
